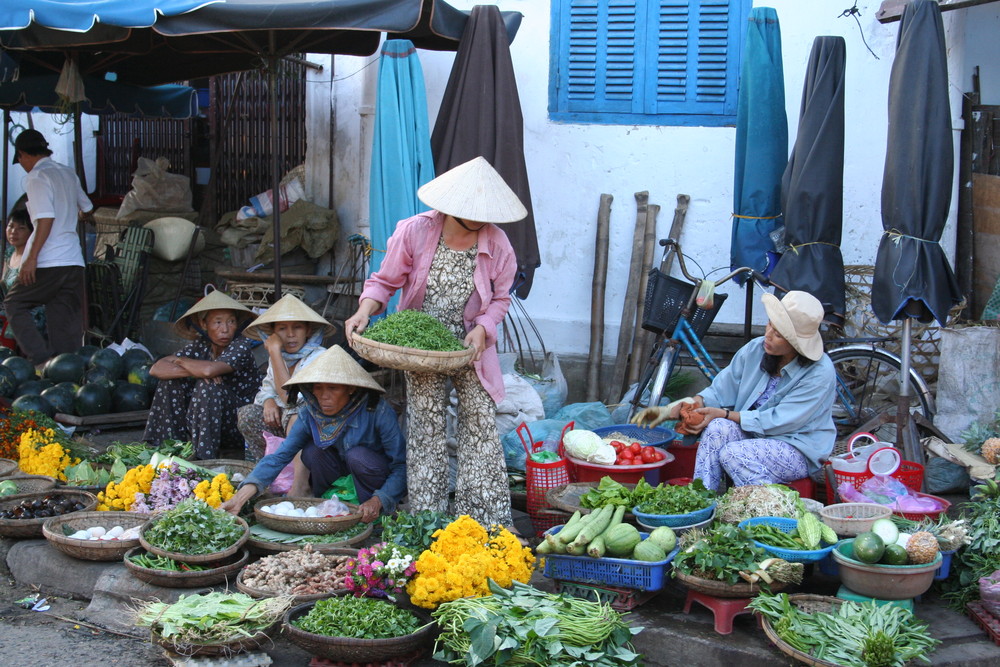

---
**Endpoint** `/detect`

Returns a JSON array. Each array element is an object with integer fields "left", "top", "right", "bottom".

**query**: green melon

[
  {"left": 55, "top": 381, "right": 81, "bottom": 394},
  {"left": 0, "top": 347, "right": 13, "bottom": 361},
  {"left": 74, "top": 384, "right": 112, "bottom": 416},
  {"left": 12, "top": 394, "right": 55, "bottom": 417},
  {"left": 43, "top": 353, "right": 86, "bottom": 384},
  {"left": 632, "top": 539, "right": 667, "bottom": 562},
  {"left": 2, "top": 356, "right": 37, "bottom": 385},
  {"left": 112, "top": 383, "right": 150, "bottom": 412},
  {"left": 852, "top": 533, "right": 885, "bottom": 564},
  {"left": 89, "top": 348, "right": 126, "bottom": 380},
  {"left": 77, "top": 345, "right": 100, "bottom": 360},
  {"left": 122, "top": 348, "right": 153, "bottom": 368},
  {"left": 0, "top": 365, "right": 17, "bottom": 398},
  {"left": 40, "top": 386, "right": 76, "bottom": 415},
  {"left": 127, "top": 361, "right": 157, "bottom": 390},
  {"left": 13, "top": 379, "right": 53, "bottom": 398},
  {"left": 881, "top": 543, "right": 909, "bottom": 566},
  {"left": 84, "top": 367, "right": 116, "bottom": 391}
]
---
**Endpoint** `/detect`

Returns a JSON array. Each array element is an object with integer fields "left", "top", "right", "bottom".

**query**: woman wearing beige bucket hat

[
  {"left": 144, "top": 290, "right": 261, "bottom": 459},
  {"left": 236, "top": 294, "right": 335, "bottom": 470},
  {"left": 223, "top": 346, "right": 406, "bottom": 523},
  {"left": 344, "top": 156, "right": 525, "bottom": 528},
  {"left": 633, "top": 290, "right": 836, "bottom": 492}
]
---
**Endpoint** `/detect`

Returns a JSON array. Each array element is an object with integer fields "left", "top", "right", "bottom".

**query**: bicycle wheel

[{"left": 828, "top": 345, "right": 935, "bottom": 440}]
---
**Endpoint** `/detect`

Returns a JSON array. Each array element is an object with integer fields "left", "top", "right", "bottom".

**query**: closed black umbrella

[
  {"left": 769, "top": 36, "right": 846, "bottom": 326},
  {"left": 430, "top": 4, "right": 539, "bottom": 298},
  {"left": 872, "top": 0, "right": 961, "bottom": 328}
]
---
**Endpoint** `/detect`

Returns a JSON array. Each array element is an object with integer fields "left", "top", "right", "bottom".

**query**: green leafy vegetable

[
  {"left": 381, "top": 509, "right": 456, "bottom": 551},
  {"left": 672, "top": 523, "right": 768, "bottom": 585},
  {"left": 633, "top": 478, "right": 715, "bottom": 515},
  {"left": 293, "top": 596, "right": 423, "bottom": 639},
  {"left": 128, "top": 552, "right": 208, "bottom": 572},
  {"left": 579, "top": 477, "right": 635, "bottom": 509},
  {"left": 134, "top": 592, "right": 290, "bottom": 645},
  {"left": 63, "top": 461, "right": 112, "bottom": 487},
  {"left": 362, "top": 310, "right": 464, "bottom": 351},
  {"left": 144, "top": 498, "right": 244, "bottom": 555},
  {"left": 97, "top": 439, "right": 193, "bottom": 467}
]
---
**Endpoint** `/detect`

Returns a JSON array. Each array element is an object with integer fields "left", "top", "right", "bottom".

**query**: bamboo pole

[
  {"left": 606, "top": 192, "right": 649, "bottom": 405},
  {"left": 628, "top": 202, "right": 660, "bottom": 387},
  {"left": 586, "top": 194, "right": 613, "bottom": 401}
]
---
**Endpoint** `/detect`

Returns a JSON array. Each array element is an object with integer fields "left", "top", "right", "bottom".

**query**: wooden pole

[
  {"left": 586, "top": 194, "right": 613, "bottom": 402},
  {"left": 628, "top": 202, "right": 660, "bottom": 387},
  {"left": 606, "top": 192, "right": 649, "bottom": 405}
]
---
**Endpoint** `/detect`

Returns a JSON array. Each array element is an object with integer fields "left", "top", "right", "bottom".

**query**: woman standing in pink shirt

[{"left": 345, "top": 157, "right": 525, "bottom": 528}]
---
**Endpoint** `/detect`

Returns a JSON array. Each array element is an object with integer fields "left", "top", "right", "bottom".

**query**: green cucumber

[
  {"left": 570, "top": 505, "right": 614, "bottom": 549},
  {"left": 587, "top": 535, "right": 606, "bottom": 559}
]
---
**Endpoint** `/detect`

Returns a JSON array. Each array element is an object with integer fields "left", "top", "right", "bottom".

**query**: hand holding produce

[{"left": 630, "top": 397, "right": 698, "bottom": 428}]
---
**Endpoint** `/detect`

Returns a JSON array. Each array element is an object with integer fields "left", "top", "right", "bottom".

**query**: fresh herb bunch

[
  {"left": 942, "top": 474, "right": 1000, "bottom": 609},
  {"left": 634, "top": 478, "right": 715, "bottom": 515},
  {"left": 293, "top": 596, "right": 423, "bottom": 639},
  {"left": 143, "top": 498, "right": 244, "bottom": 555},
  {"left": 362, "top": 310, "right": 464, "bottom": 352},
  {"left": 579, "top": 477, "right": 636, "bottom": 509},
  {"left": 134, "top": 592, "right": 290, "bottom": 645},
  {"left": 381, "top": 509, "right": 456, "bottom": 550},
  {"left": 97, "top": 439, "right": 193, "bottom": 467},
  {"left": 433, "top": 580, "right": 642, "bottom": 667},
  {"left": 673, "top": 523, "right": 769, "bottom": 585},
  {"left": 749, "top": 592, "right": 939, "bottom": 667}
]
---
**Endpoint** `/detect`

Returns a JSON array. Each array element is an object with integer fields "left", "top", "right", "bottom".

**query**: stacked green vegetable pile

[
  {"left": 381, "top": 509, "right": 456, "bottom": 550},
  {"left": 143, "top": 498, "right": 245, "bottom": 555},
  {"left": 538, "top": 506, "right": 676, "bottom": 562},
  {"left": 362, "top": 311, "right": 464, "bottom": 352},
  {"left": 293, "top": 596, "right": 424, "bottom": 639},
  {"left": 744, "top": 514, "right": 837, "bottom": 552},
  {"left": 943, "top": 475, "right": 1000, "bottom": 609},
  {"left": 579, "top": 477, "right": 716, "bottom": 515},
  {"left": 750, "top": 592, "right": 939, "bottom": 667},
  {"left": 673, "top": 524, "right": 803, "bottom": 587},
  {"left": 134, "top": 592, "right": 290, "bottom": 647},
  {"left": 433, "top": 580, "right": 641, "bottom": 667}
]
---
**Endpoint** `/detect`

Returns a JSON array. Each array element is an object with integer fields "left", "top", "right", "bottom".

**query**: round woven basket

[
  {"left": 253, "top": 498, "right": 362, "bottom": 535},
  {"left": 351, "top": 332, "right": 474, "bottom": 373},
  {"left": 674, "top": 570, "right": 787, "bottom": 598},
  {"left": 139, "top": 515, "right": 249, "bottom": 563},
  {"left": 759, "top": 594, "right": 843, "bottom": 667},
  {"left": 235, "top": 549, "right": 356, "bottom": 604},
  {"left": 247, "top": 522, "right": 373, "bottom": 556},
  {"left": 124, "top": 546, "right": 250, "bottom": 588},
  {"left": 151, "top": 625, "right": 275, "bottom": 656},
  {"left": 283, "top": 597, "right": 436, "bottom": 663},
  {"left": 545, "top": 482, "right": 638, "bottom": 518},
  {"left": 196, "top": 459, "right": 256, "bottom": 481},
  {"left": 0, "top": 458, "right": 18, "bottom": 477},
  {"left": 0, "top": 490, "right": 98, "bottom": 538},
  {"left": 42, "top": 511, "right": 148, "bottom": 561},
  {"left": 819, "top": 503, "right": 893, "bottom": 537},
  {"left": 5, "top": 474, "right": 58, "bottom": 494}
]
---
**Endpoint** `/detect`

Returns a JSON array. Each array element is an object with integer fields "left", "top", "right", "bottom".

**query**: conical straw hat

[
  {"left": 174, "top": 290, "right": 254, "bottom": 339},
  {"left": 417, "top": 156, "right": 527, "bottom": 224},
  {"left": 283, "top": 345, "right": 384, "bottom": 393},
  {"left": 243, "top": 294, "right": 336, "bottom": 341}
]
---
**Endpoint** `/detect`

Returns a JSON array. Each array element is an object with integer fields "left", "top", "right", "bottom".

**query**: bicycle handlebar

[{"left": 658, "top": 238, "right": 769, "bottom": 289}]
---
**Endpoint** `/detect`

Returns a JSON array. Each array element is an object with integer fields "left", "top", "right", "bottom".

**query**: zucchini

[
  {"left": 556, "top": 509, "right": 597, "bottom": 545},
  {"left": 570, "top": 505, "right": 613, "bottom": 549},
  {"left": 587, "top": 535, "right": 606, "bottom": 559}
]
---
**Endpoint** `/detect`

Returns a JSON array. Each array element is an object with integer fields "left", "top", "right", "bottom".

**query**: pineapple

[
  {"left": 983, "top": 438, "right": 1000, "bottom": 465},
  {"left": 905, "top": 531, "right": 940, "bottom": 565}
]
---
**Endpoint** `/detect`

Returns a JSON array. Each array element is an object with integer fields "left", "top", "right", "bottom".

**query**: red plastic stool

[
  {"left": 682, "top": 590, "right": 754, "bottom": 634},
  {"left": 783, "top": 477, "right": 816, "bottom": 499}
]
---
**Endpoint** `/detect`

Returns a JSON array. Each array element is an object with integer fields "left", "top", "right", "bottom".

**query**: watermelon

[
  {"left": 852, "top": 533, "right": 885, "bottom": 564},
  {"left": 2, "top": 356, "right": 37, "bottom": 385},
  {"left": 13, "top": 379, "right": 53, "bottom": 398},
  {"left": 113, "top": 383, "right": 150, "bottom": 412},
  {"left": 12, "top": 394, "right": 55, "bottom": 417},
  {"left": 40, "top": 386, "right": 75, "bottom": 415},
  {"left": 122, "top": 348, "right": 153, "bottom": 368},
  {"left": 0, "top": 347, "right": 13, "bottom": 361},
  {"left": 75, "top": 384, "right": 112, "bottom": 416},
  {"left": 77, "top": 345, "right": 100, "bottom": 360},
  {"left": 43, "top": 353, "right": 86, "bottom": 384},
  {"left": 55, "top": 381, "right": 81, "bottom": 394},
  {"left": 89, "top": 348, "right": 126, "bottom": 380},
  {"left": 0, "top": 365, "right": 17, "bottom": 398},
  {"left": 85, "top": 367, "right": 116, "bottom": 391},
  {"left": 127, "top": 362, "right": 157, "bottom": 390}
]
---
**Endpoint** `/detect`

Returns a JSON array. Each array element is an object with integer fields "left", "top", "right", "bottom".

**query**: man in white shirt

[{"left": 5, "top": 129, "right": 92, "bottom": 367}]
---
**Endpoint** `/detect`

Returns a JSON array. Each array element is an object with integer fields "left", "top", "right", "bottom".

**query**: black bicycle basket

[{"left": 641, "top": 268, "right": 728, "bottom": 337}]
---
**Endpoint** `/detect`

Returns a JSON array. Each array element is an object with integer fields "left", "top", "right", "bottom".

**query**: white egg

[
  {"left": 120, "top": 526, "right": 141, "bottom": 540},
  {"left": 276, "top": 501, "right": 295, "bottom": 512},
  {"left": 100, "top": 534, "right": 116, "bottom": 541},
  {"left": 88, "top": 526, "right": 107, "bottom": 539},
  {"left": 303, "top": 507, "right": 319, "bottom": 517},
  {"left": 291, "top": 508, "right": 306, "bottom": 517},
  {"left": 70, "top": 530, "right": 90, "bottom": 540},
  {"left": 107, "top": 526, "right": 125, "bottom": 538}
]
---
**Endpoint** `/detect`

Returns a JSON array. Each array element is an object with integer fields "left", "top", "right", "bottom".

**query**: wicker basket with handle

[{"left": 351, "top": 332, "right": 474, "bottom": 373}]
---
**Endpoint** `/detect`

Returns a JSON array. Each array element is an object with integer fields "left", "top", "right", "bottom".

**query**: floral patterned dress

[{"left": 404, "top": 237, "right": 512, "bottom": 527}]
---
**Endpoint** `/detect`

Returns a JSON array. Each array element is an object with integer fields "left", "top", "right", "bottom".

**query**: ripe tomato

[
  {"left": 653, "top": 451, "right": 665, "bottom": 461},
  {"left": 640, "top": 446, "right": 657, "bottom": 463},
  {"left": 610, "top": 440, "right": 626, "bottom": 453},
  {"left": 629, "top": 442, "right": 642, "bottom": 455},
  {"left": 615, "top": 454, "right": 632, "bottom": 466}
]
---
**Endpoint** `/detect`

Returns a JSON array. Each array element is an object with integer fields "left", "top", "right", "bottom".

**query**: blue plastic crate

[
  {"left": 738, "top": 516, "right": 835, "bottom": 564},
  {"left": 542, "top": 525, "right": 679, "bottom": 591}
]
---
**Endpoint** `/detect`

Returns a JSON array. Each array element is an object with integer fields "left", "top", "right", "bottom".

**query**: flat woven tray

[
  {"left": 0, "top": 458, "right": 18, "bottom": 477},
  {"left": 253, "top": 497, "right": 362, "bottom": 535},
  {"left": 759, "top": 594, "right": 844, "bottom": 667},
  {"left": 42, "top": 511, "right": 148, "bottom": 561},
  {"left": 351, "top": 332, "right": 474, "bottom": 373},
  {"left": 5, "top": 474, "right": 57, "bottom": 494},
  {"left": 674, "top": 570, "right": 787, "bottom": 598},
  {"left": 235, "top": 549, "right": 356, "bottom": 604},
  {"left": 124, "top": 546, "right": 250, "bottom": 588},
  {"left": 0, "top": 490, "right": 98, "bottom": 538},
  {"left": 139, "top": 515, "right": 249, "bottom": 563},
  {"left": 545, "top": 482, "right": 637, "bottom": 517},
  {"left": 247, "top": 522, "right": 373, "bottom": 555}
]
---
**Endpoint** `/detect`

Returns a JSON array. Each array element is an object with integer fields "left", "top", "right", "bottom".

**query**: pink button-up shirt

[{"left": 359, "top": 211, "right": 517, "bottom": 403}]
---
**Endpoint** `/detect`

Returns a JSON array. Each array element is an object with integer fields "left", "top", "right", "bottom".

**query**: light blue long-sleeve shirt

[{"left": 698, "top": 337, "right": 836, "bottom": 473}]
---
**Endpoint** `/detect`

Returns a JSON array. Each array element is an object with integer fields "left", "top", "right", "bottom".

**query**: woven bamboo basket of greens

[
  {"left": 124, "top": 546, "right": 250, "bottom": 587},
  {"left": 0, "top": 458, "right": 17, "bottom": 477},
  {"left": 247, "top": 522, "right": 372, "bottom": 555},
  {"left": 139, "top": 515, "right": 249, "bottom": 563},
  {"left": 283, "top": 596, "right": 436, "bottom": 663},
  {"left": 150, "top": 624, "right": 275, "bottom": 656},
  {"left": 196, "top": 459, "right": 255, "bottom": 481},
  {"left": 759, "top": 594, "right": 843, "bottom": 667},
  {"left": 5, "top": 474, "right": 58, "bottom": 494},
  {"left": 235, "top": 549, "right": 356, "bottom": 604},
  {"left": 674, "top": 570, "right": 787, "bottom": 598},
  {"left": 0, "top": 490, "right": 98, "bottom": 538},
  {"left": 351, "top": 332, "right": 474, "bottom": 373},
  {"left": 42, "top": 511, "right": 147, "bottom": 561},
  {"left": 253, "top": 498, "right": 362, "bottom": 535}
]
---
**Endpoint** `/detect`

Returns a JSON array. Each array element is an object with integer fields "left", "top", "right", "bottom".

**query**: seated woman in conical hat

[
  {"left": 237, "top": 294, "right": 333, "bottom": 466},
  {"left": 222, "top": 346, "right": 406, "bottom": 523},
  {"left": 144, "top": 290, "right": 261, "bottom": 459}
]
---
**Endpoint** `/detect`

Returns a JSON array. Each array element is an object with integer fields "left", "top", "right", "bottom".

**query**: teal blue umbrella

[
  {"left": 731, "top": 6, "right": 787, "bottom": 280},
  {"left": 369, "top": 38, "right": 436, "bottom": 315}
]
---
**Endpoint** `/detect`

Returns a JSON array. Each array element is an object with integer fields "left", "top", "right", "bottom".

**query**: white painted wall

[{"left": 312, "top": 0, "right": 992, "bottom": 356}]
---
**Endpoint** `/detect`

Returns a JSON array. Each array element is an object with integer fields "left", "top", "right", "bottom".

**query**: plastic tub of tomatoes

[{"left": 567, "top": 425, "right": 675, "bottom": 485}]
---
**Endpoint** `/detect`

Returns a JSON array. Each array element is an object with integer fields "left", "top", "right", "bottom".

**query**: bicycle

[{"left": 628, "top": 239, "right": 934, "bottom": 441}]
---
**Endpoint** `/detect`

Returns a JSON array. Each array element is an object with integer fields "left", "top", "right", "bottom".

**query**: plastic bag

[
  {"left": 858, "top": 475, "right": 911, "bottom": 505},
  {"left": 552, "top": 402, "right": 614, "bottom": 430},
  {"left": 117, "top": 157, "right": 193, "bottom": 219},
  {"left": 313, "top": 497, "right": 351, "bottom": 517},
  {"left": 522, "top": 352, "right": 568, "bottom": 417},
  {"left": 924, "top": 456, "right": 971, "bottom": 494},
  {"left": 262, "top": 431, "right": 295, "bottom": 495},
  {"left": 980, "top": 570, "right": 1000, "bottom": 616},
  {"left": 321, "top": 475, "right": 360, "bottom": 505}
]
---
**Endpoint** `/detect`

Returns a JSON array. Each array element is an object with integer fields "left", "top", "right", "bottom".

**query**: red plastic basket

[
  {"left": 517, "top": 421, "right": 573, "bottom": 536},
  {"left": 823, "top": 460, "right": 924, "bottom": 502}
]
